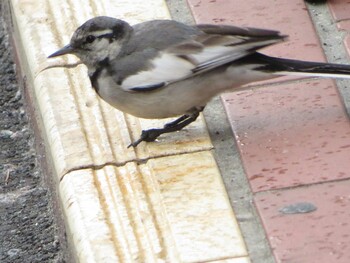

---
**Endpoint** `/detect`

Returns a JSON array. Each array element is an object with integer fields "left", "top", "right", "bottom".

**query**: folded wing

[{"left": 120, "top": 24, "right": 286, "bottom": 92}]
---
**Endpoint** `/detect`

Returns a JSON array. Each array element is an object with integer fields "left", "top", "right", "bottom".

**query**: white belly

[{"left": 96, "top": 65, "right": 274, "bottom": 119}]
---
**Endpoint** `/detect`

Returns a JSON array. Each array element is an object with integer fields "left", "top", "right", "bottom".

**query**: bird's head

[{"left": 48, "top": 16, "right": 132, "bottom": 68}]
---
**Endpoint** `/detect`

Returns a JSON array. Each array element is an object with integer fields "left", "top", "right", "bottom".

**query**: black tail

[{"left": 250, "top": 53, "right": 350, "bottom": 79}]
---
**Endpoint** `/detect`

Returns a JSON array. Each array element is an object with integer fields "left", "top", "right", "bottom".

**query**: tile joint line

[
  {"left": 255, "top": 176, "right": 350, "bottom": 196},
  {"left": 59, "top": 147, "right": 213, "bottom": 182}
]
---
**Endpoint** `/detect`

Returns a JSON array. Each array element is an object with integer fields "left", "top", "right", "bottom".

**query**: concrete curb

[{"left": 9, "top": 0, "right": 250, "bottom": 262}]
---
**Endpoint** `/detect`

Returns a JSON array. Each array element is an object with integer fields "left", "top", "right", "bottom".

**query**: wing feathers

[
  {"left": 196, "top": 24, "right": 282, "bottom": 38},
  {"left": 167, "top": 41, "right": 204, "bottom": 55},
  {"left": 121, "top": 54, "right": 194, "bottom": 90},
  {"left": 120, "top": 23, "right": 286, "bottom": 92}
]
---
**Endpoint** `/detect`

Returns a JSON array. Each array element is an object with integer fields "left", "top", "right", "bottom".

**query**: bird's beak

[{"left": 48, "top": 44, "right": 75, "bottom": 58}]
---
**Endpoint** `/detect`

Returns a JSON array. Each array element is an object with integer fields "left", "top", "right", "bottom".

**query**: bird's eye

[{"left": 85, "top": 35, "right": 96, "bottom": 44}]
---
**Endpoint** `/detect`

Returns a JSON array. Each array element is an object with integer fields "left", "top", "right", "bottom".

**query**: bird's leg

[
  {"left": 163, "top": 114, "right": 189, "bottom": 128},
  {"left": 128, "top": 111, "right": 201, "bottom": 148}
]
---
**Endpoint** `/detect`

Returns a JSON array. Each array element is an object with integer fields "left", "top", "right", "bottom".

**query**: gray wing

[{"left": 111, "top": 21, "right": 286, "bottom": 92}]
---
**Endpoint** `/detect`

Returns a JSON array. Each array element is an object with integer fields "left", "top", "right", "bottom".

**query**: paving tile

[
  {"left": 328, "top": 0, "right": 350, "bottom": 22},
  {"left": 34, "top": 70, "right": 212, "bottom": 177},
  {"left": 11, "top": 0, "right": 246, "bottom": 262},
  {"left": 60, "top": 152, "right": 247, "bottom": 262},
  {"left": 11, "top": 0, "right": 212, "bottom": 178},
  {"left": 187, "top": 0, "right": 326, "bottom": 63},
  {"left": 343, "top": 35, "right": 350, "bottom": 59},
  {"left": 210, "top": 257, "right": 251, "bottom": 263},
  {"left": 223, "top": 79, "right": 350, "bottom": 192},
  {"left": 149, "top": 152, "right": 247, "bottom": 262},
  {"left": 338, "top": 22, "right": 350, "bottom": 61},
  {"left": 255, "top": 181, "right": 350, "bottom": 263},
  {"left": 337, "top": 20, "right": 350, "bottom": 32}
]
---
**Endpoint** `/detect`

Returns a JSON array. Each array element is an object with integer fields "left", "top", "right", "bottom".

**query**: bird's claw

[
  {"left": 127, "top": 112, "right": 200, "bottom": 148},
  {"left": 127, "top": 129, "right": 162, "bottom": 148}
]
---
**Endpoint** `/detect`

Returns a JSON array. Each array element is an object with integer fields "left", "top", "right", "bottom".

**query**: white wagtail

[{"left": 49, "top": 16, "right": 350, "bottom": 147}]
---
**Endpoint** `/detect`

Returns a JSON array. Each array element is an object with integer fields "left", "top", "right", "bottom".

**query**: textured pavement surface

[
  {"left": 0, "top": 3, "right": 66, "bottom": 263},
  {"left": 188, "top": 0, "right": 350, "bottom": 262},
  {"left": 2, "top": 0, "right": 350, "bottom": 262},
  {"left": 187, "top": 0, "right": 350, "bottom": 262}
]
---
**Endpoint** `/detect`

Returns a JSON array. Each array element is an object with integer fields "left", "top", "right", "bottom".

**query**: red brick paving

[
  {"left": 328, "top": 0, "right": 350, "bottom": 58},
  {"left": 187, "top": 0, "right": 326, "bottom": 62},
  {"left": 344, "top": 36, "right": 350, "bottom": 59},
  {"left": 223, "top": 79, "right": 350, "bottom": 192},
  {"left": 187, "top": 0, "right": 350, "bottom": 262},
  {"left": 328, "top": 0, "right": 350, "bottom": 22},
  {"left": 255, "top": 181, "right": 350, "bottom": 262}
]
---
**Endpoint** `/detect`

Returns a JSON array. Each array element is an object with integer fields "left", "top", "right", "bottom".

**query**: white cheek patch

[
  {"left": 90, "top": 39, "right": 109, "bottom": 61},
  {"left": 92, "top": 39, "right": 122, "bottom": 61},
  {"left": 108, "top": 41, "right": 122, "bottom": 60},
  {"left": 122, "top": 53, "right": 194, "bottom": 90},
  {"left": 94, "top": 38, "right": 109, "bottom": 51}
]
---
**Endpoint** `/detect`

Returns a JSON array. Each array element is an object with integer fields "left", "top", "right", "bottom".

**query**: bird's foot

[
  {"left": 127, "top": 129, "right": 163, "bottom": 148},
  {"left": 128, "top": 111, "right": 201, "bottom": 148}
]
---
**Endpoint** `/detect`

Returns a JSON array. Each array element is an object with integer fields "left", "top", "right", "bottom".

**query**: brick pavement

[
  {"left": 7, "top": 0, "right": 350, "bottom": 262},
  {"left": 188, "top": 0, "right": 350, "bottom": 262}
]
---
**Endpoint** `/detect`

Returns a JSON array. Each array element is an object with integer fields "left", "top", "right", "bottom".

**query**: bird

[{"left": 48, "top": 16, "right": 350, "bottom": 147}]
